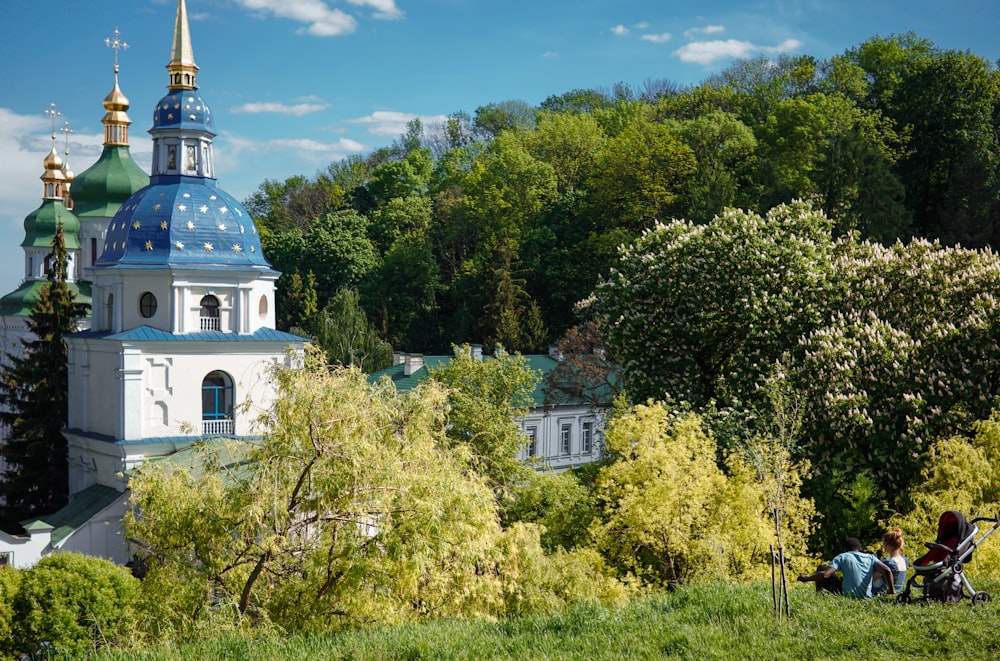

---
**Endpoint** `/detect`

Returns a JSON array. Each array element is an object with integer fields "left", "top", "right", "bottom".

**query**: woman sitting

[{"left": 872, "top": 528, "right": 907, "bottom": 595}]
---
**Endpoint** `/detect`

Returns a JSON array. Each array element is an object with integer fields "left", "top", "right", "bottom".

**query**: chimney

[
  {"left": 404, "top": 353, "right": 424, "bottom": 376},
  {"left": 470, "top": 344, "right": 483, "bottom": 361},
  {"left": 393, "top": 352, "right": 406, "bottom": 366}
]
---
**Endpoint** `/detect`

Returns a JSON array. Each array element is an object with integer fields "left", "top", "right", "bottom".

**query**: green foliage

[
  {"left": 591, "top": 405, "right": 814, "bottom": 585},
  {"left": 0, "top": 225, "right": 89, "bottom": 524},
  {"left": 11, "top": 552, "right": 138, "bottom": 659},
  {"left": 891, "top": 412, "right": 1000, "bottom": 578},
  {"left": 496, "top": 523, "right": 635, "bottom": 618},
  {"left": 428, "top": 344, "right": 539, "bottom": 495},
  {"left": 127, "top": 365, "right": 507, "bottom": 631},
  {"left": 304, "top": 288, "right": 392, "bottom": 372},
  {"left": 0, "top": 566, "right": 21, "bottom": 658},
  {"left": 505, "top": 470, "right": 597, "bottom": 552}
]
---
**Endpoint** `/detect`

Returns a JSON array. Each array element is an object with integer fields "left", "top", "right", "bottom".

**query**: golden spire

[
  {"left": 166, "top": 0, "right": 198, "bottom": 90},
  {"left": 61, "top": 120, "right": 75, "bottom": 209},
  {"left": 41, "top": 103, "right": 67, "bottom": 201},
  {"left": 102, "top": 27, "right": 132, "bottom": 146}
]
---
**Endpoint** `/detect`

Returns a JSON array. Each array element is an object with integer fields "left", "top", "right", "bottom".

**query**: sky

[{"left": 1, "top": 0, "right": 999, "bottom": 289}]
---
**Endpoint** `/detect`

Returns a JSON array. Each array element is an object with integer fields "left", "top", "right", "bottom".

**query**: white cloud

[
  {"left": 634, "top": 22, "right": 650, "bottom": 30},
  {"left": 674, "top": 37, "right": 801, "bottom": 65},
  {"left": 345, "top": 0, "right": 404, "bottom": 20},
  {"left": 641, "top": 33, "right": 672, "bottom": 43},
  {"left": 684, "top": 24, "right": 725, "bottom": 39},
  {"left": 610, "top": 24, "right": 629, "bottom": 36},
  {"left": 346, "top": 110, "right": 449, "bottom": 138},
  {"left": 542, "top": 51, "right": 558, "bottom": 58},
  {"left": 231, "top": 101, "right": 329, "bottom": 116},
  {"left": 234, "top": 0, "right": 357, "bottom": 36}
]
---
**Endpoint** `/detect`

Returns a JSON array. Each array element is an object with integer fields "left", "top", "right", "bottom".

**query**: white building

[{"left": 0, "top": 0, "right": 304, "bottom": 569}]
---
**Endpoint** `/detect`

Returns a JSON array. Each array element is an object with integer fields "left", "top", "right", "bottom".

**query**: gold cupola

[
  {"left": 102, "top": 27, "right": 132, "bottom": 146},
  {"left": 41, "top": 141, "right": 67, "bottom": 202},
  {"left": 166, "top": 0, "right": 198, "bottom": 90}
]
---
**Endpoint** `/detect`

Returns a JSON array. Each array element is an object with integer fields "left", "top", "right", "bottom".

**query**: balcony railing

[
  {"left": 200, "top": 316, "right": 221, "bottom": 331},
  {"left": 202, "top": 419, "right": 234, "bottom": 436}
]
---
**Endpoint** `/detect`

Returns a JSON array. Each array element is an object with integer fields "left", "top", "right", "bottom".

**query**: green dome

[
  {"left": 0, "top": 279, "right": 91, "bottom": 318},
  {"left": 72, "top": 145, "right": 149, "bottom": 218},
  {"left": 22, "top": 201, "right": 81, "bottom": 249}
]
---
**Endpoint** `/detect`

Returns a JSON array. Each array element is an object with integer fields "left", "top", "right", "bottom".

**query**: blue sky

[{"left": 1, "top": 0, "right": 999, "bottom": 289}]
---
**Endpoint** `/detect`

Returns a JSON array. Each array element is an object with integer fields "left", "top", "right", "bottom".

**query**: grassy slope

[{"left": 94, "top": 580, "right": 1000, "bottom": 660}]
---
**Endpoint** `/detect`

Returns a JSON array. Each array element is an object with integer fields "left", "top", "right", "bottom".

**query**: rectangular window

[
  {"left": 560, "top": 423, "right": 572, "bottom": 455},
  {"left": 582, "top": 421, "right": 593, "bottom": 454},
  {"left": 526, "top": 426, "right": 538, "bottom": 457}
]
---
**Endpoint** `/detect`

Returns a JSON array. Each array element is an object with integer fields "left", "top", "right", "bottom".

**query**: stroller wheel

[
  {"left": 896, "top": 591, "right": 911, "bottom": 605},
  {"left": 971, "top": 592, "right": 992, "bottom": 606}
]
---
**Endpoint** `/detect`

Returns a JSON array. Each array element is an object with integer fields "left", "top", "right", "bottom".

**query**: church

[{"left": 0, "top": 0, "right": 305, "bottom": 568}]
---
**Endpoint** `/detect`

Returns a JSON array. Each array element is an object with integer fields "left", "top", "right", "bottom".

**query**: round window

[{"left": 139, "top": 292, "right": 158, "bottom": 318}]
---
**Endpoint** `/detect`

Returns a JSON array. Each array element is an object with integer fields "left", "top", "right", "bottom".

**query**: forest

[{"left": 3, "top": 31, "right": 1000, "bottom": 659}]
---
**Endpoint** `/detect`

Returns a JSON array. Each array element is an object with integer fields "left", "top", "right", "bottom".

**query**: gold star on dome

[
  {"left": 187, "top": 221, "right": 195, "bottom": 230},
  {"left": 217, "top": 223, "right": 227, "bottom": 231},
  {"left": 160, "top": 221, "right": 169, "bottom": 230},
  {"left": 198, "top": 204, "right": 208, "bottom": 213},
  {"left": 187, "top": 97, "right": 195, "bottom": 103},
  {"left": 218, "top": 206, "right": 229, "bottom": 214},
  {"left": 162, "top": 104, "right": 169, "bottom": 110},
  {"left": 203, "top": 243, "right": 214, "bottom": 252},
  {"left": 188, "top": 114, "right": 196, "bottom": 121},
  {"left": 182, "top": 193, "right": 191, "bottom": 198},
  {"left": 167, "top": 113, "right": 174, "bottom": 120},
  {"left": 250, "top": 246, "right": 255, "bottom": 253},
  {"left": 209, "top": 195, "right": 217, "bottom": 201},
  {"left": 152, "top": 203, "right": 161, "bottom": 211},
  {"left": 132, "top": 221, "right": 141, "bottom": 230},
  {"left": 173, "top": 103, "right": 179, "bottom": 109},
  {"left": 174, "top": 241, "right": 184, "bottom": 249},
  {"left": 159, "top": 193, "right": 165, "bottom": 197},
  {"left": 176, "top": 204, "right": 187, "bottom": 212},
  {"left": 232, "top": 244, "right": 242, "bottom": 253},
  {"left": 240, "top": 226, "right": 245, "bottom": 234},
  {"left": 145, "top": 241, "right": 154, "bottom": 251}
]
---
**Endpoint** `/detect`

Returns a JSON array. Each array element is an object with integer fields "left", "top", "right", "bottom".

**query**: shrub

[
  {"left": 12, "top": 552, "right": 139, "bottom": 658},
  {"left": 0, "top": 566, "right": 22, "bottom": 660}
]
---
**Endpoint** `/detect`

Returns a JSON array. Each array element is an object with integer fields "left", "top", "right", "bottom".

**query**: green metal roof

[
  {"left": 71, "top": 145, "right": 149, "bottom": 219},
  {"left": 369, "top": 353, "right": 564, "bottom": 407},
  {"left": 21, "top": 200, "right": 81, "bottom": 249},
  {"left": 22, "top": 484, "right": 123, "bottom": 545},
  {"left": 0, "top": 279, "right": 92, "bottom": 317}
]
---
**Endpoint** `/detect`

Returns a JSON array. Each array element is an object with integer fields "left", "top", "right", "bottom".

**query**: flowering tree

[{"left": 595, "top": 201, "right": 837, "bottom": 408}]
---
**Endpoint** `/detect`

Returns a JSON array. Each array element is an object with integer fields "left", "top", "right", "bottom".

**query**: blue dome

[
  {"left": 151, "top": 90, "right": 214, "bottom": 134},
  {"left": 95, "top": 178, "right": 271, "bottom": 269}
]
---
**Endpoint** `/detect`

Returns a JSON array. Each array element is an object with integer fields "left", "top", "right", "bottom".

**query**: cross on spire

[
  {"left": 105, "top": 27, "right": 129, "bottom": 74},
  {"left": 60, "top": 120, "right": 73, "bottom": 156},
  {"left": 45, "top": 102, "right": 62, "bottom": 139}
]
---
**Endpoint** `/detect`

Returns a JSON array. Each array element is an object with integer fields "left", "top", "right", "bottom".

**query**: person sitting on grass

[{"left": 797, "top": 536, "right": 897, "bottom": 599}]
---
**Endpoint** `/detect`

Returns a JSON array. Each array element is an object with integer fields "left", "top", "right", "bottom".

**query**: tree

[
  {"left": 595, "top": 202, "right": 837, "bottom": 406},
  {"left": 543, "top": 319, "right": 622, "bottom": 409},
  {"left": 591, "top": 406, "right": 811, "bottom": 585},
  {"left": 428, "top": 344, "right": 539, "bottom": 498},
  {"left": 0, "top": 225, "right": 89, "bottom": 525},
  {"left": 127, "top": 362, "right": 506, "bottom": 629},
  {"left": 306, "top": 289, "right": 392, "bottom": 372}
]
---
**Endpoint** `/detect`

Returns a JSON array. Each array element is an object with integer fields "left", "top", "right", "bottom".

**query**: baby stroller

[{"left": 898, "top": 510, "right": 1000, "bottom": 605}]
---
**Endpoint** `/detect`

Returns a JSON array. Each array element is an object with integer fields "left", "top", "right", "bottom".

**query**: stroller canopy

[{"left": 916, "top": 511, "right": 977, "bottom": 567}]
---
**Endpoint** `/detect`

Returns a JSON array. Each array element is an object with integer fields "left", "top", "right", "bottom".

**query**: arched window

[
  {"left": 200, "top": 295, "right": 220, "bottom": 330},
  {"left": 201, "top": 371, "right": 233, "bottom": 436}
]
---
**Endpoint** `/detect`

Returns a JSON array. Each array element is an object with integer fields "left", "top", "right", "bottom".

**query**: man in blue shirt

[{"left": 797, "top": 537, "right": 897, "bottom": 598}]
